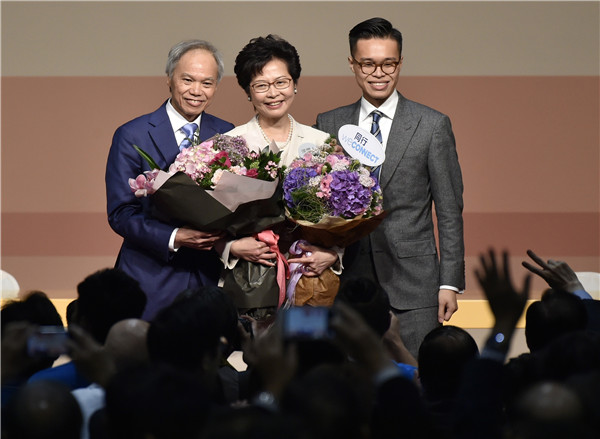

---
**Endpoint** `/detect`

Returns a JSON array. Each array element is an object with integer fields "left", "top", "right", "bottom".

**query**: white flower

[{"left": 211, "top": 169, "right": 224, "bottom": 186}]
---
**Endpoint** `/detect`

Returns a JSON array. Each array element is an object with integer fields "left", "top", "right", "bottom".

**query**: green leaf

[{"left": 133, "top": 144, "right": 160, "bottom": 170}]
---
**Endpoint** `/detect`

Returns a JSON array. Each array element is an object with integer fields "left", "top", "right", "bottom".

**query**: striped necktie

[
  {"left": 370, "top": 110, "right": 383, "bottom": 143},
  {"left": 370, "top": 111, "right": 383, "bottom": 180},
  {"left": 179, "top": 122, "right": 198, "bottom": 150}
]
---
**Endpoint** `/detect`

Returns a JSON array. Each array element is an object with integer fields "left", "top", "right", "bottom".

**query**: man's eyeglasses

[
  {"left": 250, "top": 77, "right": 292, "bottom": 93},
  {"left": 352, "top": 58, "right": 400, "bottom": 75}
]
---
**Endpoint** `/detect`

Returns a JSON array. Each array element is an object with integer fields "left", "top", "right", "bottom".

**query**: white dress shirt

[{"left": 166, "top": 99, "right": 202, "bottom": 252}]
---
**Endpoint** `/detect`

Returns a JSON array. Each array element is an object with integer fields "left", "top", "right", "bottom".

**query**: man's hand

[
  {"left": 286, "top": 243, "right": 338, "bottom": 277},
  {"left": 438, "top": 289, "right": 458, "bottom": 323},
  {"left": 522, "top": 249, "right": 584, "bottom": 293},
  {"left": 68, "top": 324, "right": 116, "bottom": 387},
  {"left": 330, "top": 302, "right": 390, "bottom": 376},
  {"left": 174, "top": 227, "right": 224, "bottom": 251},
  {"left": 241, "top": 323, "right": 297, "bottom": 397},
  {"left": 230, "top": 236, "right": 277, "bottom": 266}
]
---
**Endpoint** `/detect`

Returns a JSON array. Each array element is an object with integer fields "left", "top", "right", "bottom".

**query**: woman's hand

[
  {"left": 287, "top": 243, "right": 338, "bottom": 277},
  {"left": 230, "top": 236, "right": 277, "bottom": 266}
]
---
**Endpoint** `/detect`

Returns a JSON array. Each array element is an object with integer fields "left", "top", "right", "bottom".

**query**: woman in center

[{"left": 222, "top": 35, "right": 341, "bottom": 311}]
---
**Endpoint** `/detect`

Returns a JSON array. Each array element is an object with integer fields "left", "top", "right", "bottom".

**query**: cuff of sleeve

[
  {"left": 220, "top": 239, "right": 240, "bottom": 269},
  {"left": 440, "top": 285, "right": 464, "bottom": 294},
  {"left": 169, "top": 228, "right": 179, "bottom": 253},
  {"left": 330, "top": 245, "right": 345, "bottom": 275},
  {"left": 572, "top": 289, "right": 593, "bottom": 300},
  {"left": 480, "top": 347, "right": 508, "bottom": 363}
]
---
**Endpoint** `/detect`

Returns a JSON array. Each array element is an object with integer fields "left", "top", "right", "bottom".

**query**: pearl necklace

[{"left": 256, "top": 114, "right": 294, "bottom": 148}]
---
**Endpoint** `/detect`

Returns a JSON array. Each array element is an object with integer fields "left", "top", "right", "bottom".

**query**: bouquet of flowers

[
  {"left": 129, "top": 132, "right": 289, "bottom": 312},
  {"left": 283, "top": 140, "right": 385, "bottom": 248},
  {"left": 129, "top": 133, "right": 286, "bottom": 236},
  {"left": 282, "top": 140, "right": 386, "bottom": 306}
]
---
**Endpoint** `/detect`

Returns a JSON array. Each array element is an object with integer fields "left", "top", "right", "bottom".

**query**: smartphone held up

[
  {"left": 281, "top": 306, "right": 332, "bottom": 341},
  {"left": 27, "top": 326, "right": 69, "bottom": 357}
]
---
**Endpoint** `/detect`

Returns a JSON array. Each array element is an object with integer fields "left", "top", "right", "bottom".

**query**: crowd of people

[
  {"left": 2, "top": 15, "right": 599, "bottom": 439},
  {"left": 2, "top": 249, "right": 599, "bottom": 438}
]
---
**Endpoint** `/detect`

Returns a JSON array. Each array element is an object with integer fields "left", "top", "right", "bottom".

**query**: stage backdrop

[{"left": 2, "top": 1, "right": 598, "bottom": 326}]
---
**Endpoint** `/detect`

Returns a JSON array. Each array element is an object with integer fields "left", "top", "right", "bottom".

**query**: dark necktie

[
  {"left": 370, "top": 111, "right": 383, "bottom": 180},
  {"left": 179, "top": 122, "right": 198, "bottom": 150},
  {"left": 370, "top": 110, "right": 383, "bottom": 143}
]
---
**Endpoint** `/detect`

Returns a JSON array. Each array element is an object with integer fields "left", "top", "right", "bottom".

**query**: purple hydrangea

[
  {"left": 211, "top": 134, "right": 249, "bottom": 166},
  {"left": 328, "top": 170, "right": 373, "bottom": 218},
  {"left": 283, "top": 167, "right": 318, "bottom": 208}
]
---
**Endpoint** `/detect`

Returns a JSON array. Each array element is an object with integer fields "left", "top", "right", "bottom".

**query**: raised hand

[
  {"left": 329, "top": 302, "right": 390, "bottom": 376},
  {"left": 522, "top": 249, "right": 584, "bottom": 293},
  {"left": 68, "top": 324, "right": 116, "bottom": 387},
  {"left": 475, "top": 249, "right": 530, "bottom": 336}
]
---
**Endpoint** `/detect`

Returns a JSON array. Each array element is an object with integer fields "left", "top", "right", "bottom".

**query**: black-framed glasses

[
  {"left": 250, "top": 77, "right": 292, "bottom": 93},
  {"left": 352, "top": 58, "right": 400, "bottom": 75}
]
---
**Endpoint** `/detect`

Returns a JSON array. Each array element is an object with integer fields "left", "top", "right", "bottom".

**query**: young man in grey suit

[{"left": 316, "top": 17, "right": 465, "bottom": 357}]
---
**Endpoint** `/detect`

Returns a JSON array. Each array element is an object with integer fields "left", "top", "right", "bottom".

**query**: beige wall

[
  {"left": 2, "top": 2, "right": 599, "bottom": 323},
  {"left": 2, "top": 2, "right": 598, "bottom": 76}
]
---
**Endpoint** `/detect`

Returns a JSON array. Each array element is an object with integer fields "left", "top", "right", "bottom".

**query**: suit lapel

[
  {"left": 380, "top": 93, "right": 420, "bottom": 190},
  {"left": 198, "top": 114, "right": 220, "bottom": 142},
  {"left": 147, "top": 103, "right": 179, "bottom": 168},
  {"left": 346, "top": 101, "right": 361, "bottom": 126}
]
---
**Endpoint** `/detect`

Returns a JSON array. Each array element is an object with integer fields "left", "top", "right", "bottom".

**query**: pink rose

[
  {"left": 246, "top": 168, "right": 259, "bottom": 178},
  {"left": 211, "top": 151, "right": 231, "bottom": 168}
]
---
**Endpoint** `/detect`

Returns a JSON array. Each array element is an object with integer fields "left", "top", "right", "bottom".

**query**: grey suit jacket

[{"left": 316, "top": 92, "right": 465, "bottom": 309}]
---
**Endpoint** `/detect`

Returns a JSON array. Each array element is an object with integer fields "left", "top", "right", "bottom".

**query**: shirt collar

[
  {"left": 166, "top": 99, "right": 202, "bottom": 132},
  {"left": 359, "top": 91, "right": 398, "bottom": 122}
]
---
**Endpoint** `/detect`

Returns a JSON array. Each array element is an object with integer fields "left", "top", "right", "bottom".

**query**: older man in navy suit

[
  {"left": 106, "top": 40, "right": 234, "bottom": 320},
  {"left": 316, "top": 18, "right": 465, "bottom": 357}
]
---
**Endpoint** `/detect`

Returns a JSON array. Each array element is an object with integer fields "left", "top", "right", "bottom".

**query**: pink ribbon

[
  {"left": 286, "top": 240, "right": 311, "bottom": 305},
  {"left": 256, "top": 230, "right": 290, "bottom": 309}
]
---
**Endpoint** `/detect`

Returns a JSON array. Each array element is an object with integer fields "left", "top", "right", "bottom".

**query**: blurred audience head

[
  {"left": 65, "top": 299, "right": 77, "bottom": 326},
  {"left": 525, "top": 289, "right": 587, "bottom": 352},
  {"left": 104, "top": 364, "right": 211, "bottom": 439},
  {"left": 1, "top": 291, "right": 64, "bottom": 376},
  {"left": 282, "top": 364, "right": 371, "bottom": 439},
  {"left": 75, "top": 268, "right": 147, "bottom": 344},
  {"left": 335, "top": 277, "right": 392, "bottom": 337},
  {"left": 201, "top": 405, "right": 305, "bottom": 439},
  {"left": 1, "top": 291, "right": 63, "bottom": 333},
  {"left": 104, "top": 318, "right": 150, "bottom": 372},
  {"left": 174, "top": 286, "right": 240, "bottom": 352},
  {"left": 537, "top": 330, "right": 600, "bottom": 382},
  {"left": 3, "top": 380, "right": 82, "bottom": 439},
  {"left": 506, "top": 381, "right": 589, "bottom": 439},
  {"left": 418, "top": 325, "right": 479, "bottom": 401},
  {"left": 147, "top": 289, "right": 222, "bottom": 376}
]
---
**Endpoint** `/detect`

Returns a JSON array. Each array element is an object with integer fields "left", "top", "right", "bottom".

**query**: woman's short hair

[{"left": 233, "top": 34, "right": 301, "bottom": 94}]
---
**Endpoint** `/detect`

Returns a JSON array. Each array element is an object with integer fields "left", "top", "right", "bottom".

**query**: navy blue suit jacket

[{"left": 105, "top": 102, "right": 234, "bottom": 320}]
